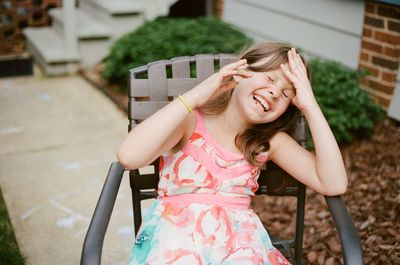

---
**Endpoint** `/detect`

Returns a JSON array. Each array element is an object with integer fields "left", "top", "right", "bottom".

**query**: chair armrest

[
  {"left": 81, "top": 162, "right": 125, "bottom": 265},
  {"left": 325, "top": 196, "right": 364, "bottom": 265}
]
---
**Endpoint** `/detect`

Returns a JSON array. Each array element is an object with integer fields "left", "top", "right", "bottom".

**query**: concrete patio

[{"left": 0, "top": 69, "right": 149, "bottom": 264}]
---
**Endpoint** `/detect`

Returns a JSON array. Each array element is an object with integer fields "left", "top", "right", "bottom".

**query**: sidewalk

[{"left": 0, "top": 70, "right": 143, "bottom": 264}]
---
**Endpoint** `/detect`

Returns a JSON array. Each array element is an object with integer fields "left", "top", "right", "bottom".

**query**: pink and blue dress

[{"left": 129, "top": 111, "right": 291, "bottom": 265}]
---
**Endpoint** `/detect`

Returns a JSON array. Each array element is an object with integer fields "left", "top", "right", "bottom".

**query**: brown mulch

[
  {"left": 253, "top": 119, "right": 399, "bottom": 265},
  {"left": 82, "top": 67, "right": 400, "bottom": 265}
]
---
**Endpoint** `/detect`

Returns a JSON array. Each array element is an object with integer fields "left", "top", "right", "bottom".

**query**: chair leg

[
  {"left": 132, "top": 189, "right": 142, "bottom": 236},
  {"left": 294, "top": 185, "right": 306, "bottom": 264}
]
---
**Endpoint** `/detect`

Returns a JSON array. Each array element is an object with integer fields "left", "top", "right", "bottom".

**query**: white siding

[
  {"left": 388, "top": 68, "right": 400, "bottom": 120},
  {"left": 223, "top": 0, "right": 365, "bottom": 69}
]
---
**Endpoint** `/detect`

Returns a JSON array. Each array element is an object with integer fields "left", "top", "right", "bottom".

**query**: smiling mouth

[{"left": 253, "top": 94, "right": 270, "bottom": 112}]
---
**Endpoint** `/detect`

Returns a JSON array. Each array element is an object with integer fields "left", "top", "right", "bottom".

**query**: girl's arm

[
  {"left": 117, "top": 59, "right": 251, "bottom": 170},
  {"left": 269, "top": 48, "right": 348, "bottom": 196},
  {"left": 117, "top": 98, "right": 194, "bottom": 170},
  {"left": 269, "top": 108, "right": 348, "bottom": 196}
]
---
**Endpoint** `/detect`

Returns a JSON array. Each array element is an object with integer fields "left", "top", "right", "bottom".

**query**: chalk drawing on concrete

[
  {"left": 21, "top": 189, "right": 78, "bottom": 220},
  {"left": 20, "top": 189, "right": 90, "bottom": 237},
  {"left": 0, "top": 127, "right": 24, "bottom": 136},
  {"left": 60, "top": 162, "right": 81, "bottom": 170},
  {"left": 37, "top": 92, "right": 51, "bottom": 101},
  {"left": 51, "top": 200, "right": 88, "bottom": 229},
  {"left": 117, "top": 226, "right": 133, "bottom": 238}
]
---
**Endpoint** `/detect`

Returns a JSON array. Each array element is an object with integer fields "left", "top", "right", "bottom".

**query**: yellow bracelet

[{"left": 178, "top": 95, "right": 193, "bottom": 113}]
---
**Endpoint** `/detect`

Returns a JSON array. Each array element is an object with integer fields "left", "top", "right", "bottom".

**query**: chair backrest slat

[
  {"left": 130, "top": 101, "right": 170, "bottom": 120},
  {"left": 294, "top": 115, "right": 307, "bottom": 145},
  {"left": 148, "top": 60, "right": 168, "bottom": 101},
  {"left": 130, "top": 79, "right": 199, "bottom": 98},
  {"left": 219, "top": 54, "right": 238, "bottom": 68},
  {"left": 195, "top": 54, "right": 215, "bottom": 81},
  {"left": 129, "top": 54, "right": 237, "bottom": 123},
  {"left": 171, "top": 56, "right": 191, "bottom": 78},
  {"left": 130, "top": 79, "right": 149, "bottom": 97},
  {"left": 167, "top": 79, "right": 199, "bottom": 96}
]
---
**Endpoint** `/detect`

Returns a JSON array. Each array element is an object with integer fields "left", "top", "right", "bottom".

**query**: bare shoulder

[
  {"left": 270, "top": 131, "right": 293, "bottom": 147},
  {"left": 268, "top": 131, "right": 296, "bottom": 160}
]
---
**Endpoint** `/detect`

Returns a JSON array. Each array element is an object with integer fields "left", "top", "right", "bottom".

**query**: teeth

[{"left": 253, "top": 95, "right": 270, "bottom": 111}]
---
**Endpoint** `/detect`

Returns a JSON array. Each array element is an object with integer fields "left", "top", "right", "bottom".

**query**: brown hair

[{"left": 201, "top": 42, "right": 311, "bottom": 166}]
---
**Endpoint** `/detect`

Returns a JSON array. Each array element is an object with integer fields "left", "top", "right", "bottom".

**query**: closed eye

[
  {"left": 282, "top": 88, "right": 296, "bottom": 99},
  {"left": 266, "top": 75, "right": 274, "bottom": 82}
]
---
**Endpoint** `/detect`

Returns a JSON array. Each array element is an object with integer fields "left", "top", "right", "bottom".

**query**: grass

[{"left": 0, "top": 187, "right": 25, "bottom": 265}]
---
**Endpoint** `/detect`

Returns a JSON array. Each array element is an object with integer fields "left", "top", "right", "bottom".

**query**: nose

[{"left": 268, "top": 86, "right": 282, "bottom": 100}]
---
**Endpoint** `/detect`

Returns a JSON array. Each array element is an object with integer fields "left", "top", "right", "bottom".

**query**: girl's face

[{"left": 232, "top": 62, "right": 295, "bottom": 125}]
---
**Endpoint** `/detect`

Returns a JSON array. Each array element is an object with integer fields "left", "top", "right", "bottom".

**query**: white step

[
  {"left": 49, "top": 8, "right": 111, "bottom": 39},
  {"left": 80, "top": 0, "right": 145, "bottom": 41},
  {"left": 24, "top": 0, "right": 180, "bottom": 75},
  {"left": 24, "top": 27, "right": 79, "bottom": 75},
  {"left": 82, "top": 0, "right": 144, "bottom": 15},
  {"left": 24, "top": 27, "right": 79, "bottom": 63}
]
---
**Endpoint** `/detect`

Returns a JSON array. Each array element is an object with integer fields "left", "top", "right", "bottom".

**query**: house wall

[
  {"left": 388, "top": 67, "right": 400, "bottom": 119},
  {"left": 222, "top": 0, "right": 365, "bottom": 69},
  {"left": 359, "top": 1, "right": 400, "bottom": 109},
  {"left": 223, "top": 0, "right": 400, "bottom": 112}
]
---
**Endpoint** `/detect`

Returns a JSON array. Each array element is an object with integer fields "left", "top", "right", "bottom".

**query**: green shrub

[
  {"left": 102, "top": 17, "right": 252, "bottom": 89},
  {"left": 0, "top": 188, "right": 25, "bottom": 265},
  {"left": 310, "top": 58, "right": 384, "bottom": 144}
]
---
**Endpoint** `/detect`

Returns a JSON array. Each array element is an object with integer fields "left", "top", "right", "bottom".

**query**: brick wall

[
  {"left": 359, "top": 1, "right": 400, "bottom": 109},
  {"left": 0, "top": 0, "right": 61, "bottom": 56}
]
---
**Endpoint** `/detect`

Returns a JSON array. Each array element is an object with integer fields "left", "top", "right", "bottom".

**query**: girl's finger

[
  {"left": 281, "top": 63, "right": 298, "bottom": 82},
  {"left": 291, "top": 49, "right": 303, "bottom": 75},
  {"left": 291, "top": 50, "right": 301, "bottom": 68},
  {"left": 235, "top": 69, "right": 253, "bottom": 77},
  {"left": 287, "top": 50, "right": 300, "bottom": 76},
  {"left": 295, "top": 53, "right": 308, "bottom": 76},
  {"left": 291, "top": 49, "right": 307, "bottom": 79},
  {"left": 280, "top": 64, "right": 298, "bottom": 85},
  {"left": 280, "top": 62, "right": 291, "bottom": 73},
  {"left": 221, "top": 69, "right": 252, "bottom": 79},
  {"left": 220, "top": 78, "right": 238, "bottom": 90},
  {"left": 225, "top": 59, "right": 247, "bottom": 70}
]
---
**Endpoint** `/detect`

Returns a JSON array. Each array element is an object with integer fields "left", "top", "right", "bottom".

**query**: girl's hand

[
  {"left": 280, "top": 48, "right": 318, "bottom": 113},
  {"left": 185, "top": 59, "right": 253, "bottom": 109}
]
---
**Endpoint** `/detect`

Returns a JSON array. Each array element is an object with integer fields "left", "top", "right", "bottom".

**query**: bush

[
  {"left": 310, "top": 58, "right": 384, "bottom": 143},
  {"left": 102, "top": 17, "right": 252, "bottom": 89},
  {"left": 0, "top": 188, "right": 25, "bottom": 265}
]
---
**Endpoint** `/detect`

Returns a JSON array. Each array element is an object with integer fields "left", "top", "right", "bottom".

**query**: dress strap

[{"left": 192, "top": 110, "right": 245, "bottom": 161}]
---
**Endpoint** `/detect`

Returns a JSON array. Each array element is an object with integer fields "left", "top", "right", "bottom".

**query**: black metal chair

[{"left": 81, "top": 54, "right": 364, "bottom": 265}]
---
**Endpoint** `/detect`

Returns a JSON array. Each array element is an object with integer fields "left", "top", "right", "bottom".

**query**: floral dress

[{"left": 128, "top": 111, "right": 291, "bottom": 265}]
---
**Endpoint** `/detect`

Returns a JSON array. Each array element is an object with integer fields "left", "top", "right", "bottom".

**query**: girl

[{"left": 118, "top": 42, "right": 348, "bottom": 265}]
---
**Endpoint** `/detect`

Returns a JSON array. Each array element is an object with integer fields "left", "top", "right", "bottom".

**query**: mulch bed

[
  {"left": 82, "top": 67, "right": 400, "bottom": 265},
  {"left": 253, "top": 119, "right": 399, "bottom": 265}
]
